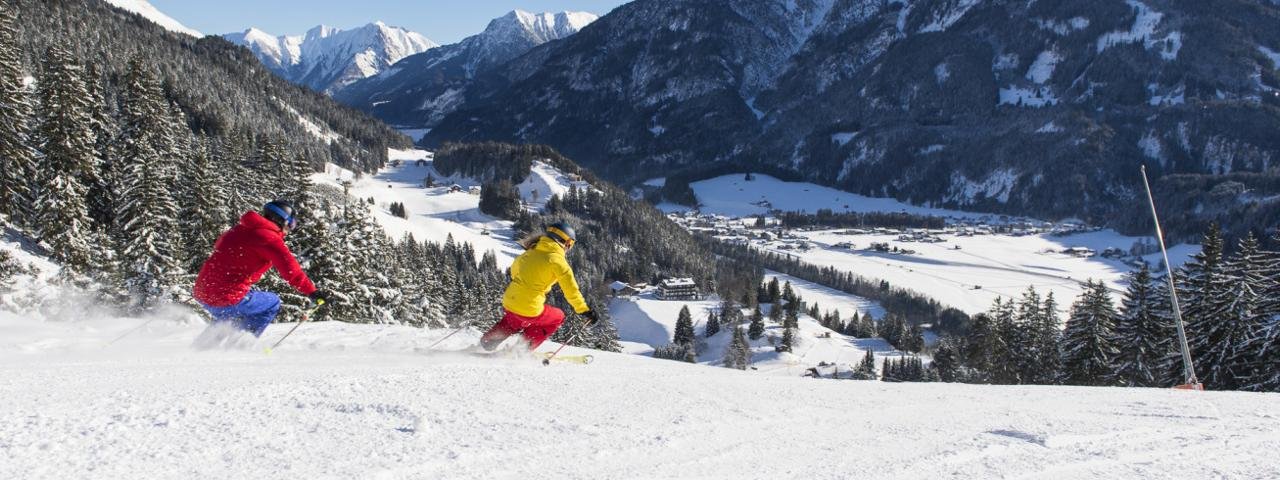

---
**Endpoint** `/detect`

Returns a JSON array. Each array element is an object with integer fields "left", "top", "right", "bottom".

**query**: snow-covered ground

[
  {"left": 104, "top": 0, "right": 203, "bottom": 37},
  {"left": 683, "top": 174, "right": 999, "bottom": 220},
  {"left": 610, "top": 271, "right": 899, "bottom": 377},
  {"left": 3, "top": 313, "right": 1278, "bottom": 479},
  {"left": 770, "top": 229, "right": 1195, "bottom": 314},
  {"left": 315, "top": 149, "right": 522, "bottom": 267}
]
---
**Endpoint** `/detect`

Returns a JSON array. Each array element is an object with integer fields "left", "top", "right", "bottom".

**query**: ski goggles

[{"left": 265, "top": 203, "right": 299, "bottom": 230}]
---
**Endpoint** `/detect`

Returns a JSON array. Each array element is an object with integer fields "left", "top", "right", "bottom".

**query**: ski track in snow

[{"left": 2, "top": 316, "right": 1277, "bottom": 479}]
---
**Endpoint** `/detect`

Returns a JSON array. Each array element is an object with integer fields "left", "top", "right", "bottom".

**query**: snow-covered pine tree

[
  {"left": 673, "top": 305, "right": 695, "bottom": 346},
  {"left": 1031, "top": 291, "right": 1063, "bottom": 384},
  {"left": 1242, "top": 231, "right": 1280, "bottom": 391},
  {"left": 1110, "top": 264, "right": 1175, "bottom": 387},
  {"left": 0, "top": 1, "right": 36, "bottom": 227},
  {"left": 989, "top": 298, "right": 1020, "bottom": 384},
  {"left": 765, "top": 277, "right": 780, "bottom": 304},
  {"left": 963, "top": 311, "right": 1002, "bottom": 383},
  {"left": 1011, "top": 286, "right": 1042, "bottom": 383},
  {"left": 778, "top": 308, "right": 796, "bottom": 353},
  {"left": 1202, "top": 233, "right": 1269, "bottom": 390},
  {"left": 932, "top": 336, "right": 964, "bottom": 382},
  {"left": 705, "top": 303, "right": 723, "bottom": 337},
  {"left": 1059, "top": 280, "right": 1120, "bottom": 386},
  {"left": 1180, "top": 224, "right": 1233, "bottom": 389},
  {"left": 178, "top": 138, "right": 230, "bottom": 274},
  {"left": 83, "top": 63, "right": 117, "bottom": 233},
  {"left": 882, "top": 357, "right": 896, "bottom": 381},
  {"left": 853, "top": 348, "right": 876, "bottom": 380},
  {"left": 114, "top": 59, "right": 181, "bottom": 309},
  {"left": 722, "top": 325, "right": 751, "bottom": 370},
  {"left": 33, "top": 43, "right": 98, "bottom": 273},
  {"left": 747, "top": 303, "right": 765, "bottom": 340}
]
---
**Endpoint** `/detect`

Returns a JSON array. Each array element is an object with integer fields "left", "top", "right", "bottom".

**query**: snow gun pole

[
  {"left": 1140, "top": 166, "right": 1201, "bottom": 390},
  {"left": 542, "top": 332, "right": 580, "bottom": 366},
  {"left": 264, "top": 300, "right": 325, "bottom": 355}
]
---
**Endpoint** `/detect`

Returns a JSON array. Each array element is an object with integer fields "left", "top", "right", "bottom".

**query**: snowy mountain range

[
  {"left": 104, "top": 0, "right": 202, "bottom": 37},
  {"left": 335, "top": 10, "right": 598, "bottom": 128},
  {"left": 224, "top": 22, "right": 438, "bottom": 95},
  {"left": 417, "top": 0, "right": 1280, "bottom": 239}
]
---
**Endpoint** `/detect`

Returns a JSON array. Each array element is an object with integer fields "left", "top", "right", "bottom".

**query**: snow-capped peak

[
  {"left": 487, "top": 10, "right": 599, "bottom": 44},
  {"left": 224, "top": 22, "right": 438, "bottom": 95},
  {"left": 104, "top": 0, "right": 202, "bottom": 37}
]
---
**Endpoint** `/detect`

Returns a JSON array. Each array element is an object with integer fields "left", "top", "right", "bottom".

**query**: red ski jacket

[{"left": 193, "top": 211, "right": 317, "bottom": 307}]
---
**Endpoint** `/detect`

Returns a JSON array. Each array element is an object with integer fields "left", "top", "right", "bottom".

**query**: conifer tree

[
  {"left": 1181, "top": 224, "right": 1228, "bottom": 385},
  {"left": 964, "top": 312, "right": 1002, "bottom": 383},
  {"left": 83, "top": 63, "right": 117, "bottom": 233},
  {"left": 747, "top": 303, "right": 765, "bottom": 340},
  {"left": 723, "top": 325, "right": 751, "bottom": 370},
  {"left": 768, "top": 299, "right": 783, "bottom": 324},
  {"left": 1059, "top": 281, "right": 1120, "bottom": 386},
  {"left": 778, "top": 309, "right": 796, "bottom": 353},
  {"left": 1242, "top": 231, "right": 1280, "bottom": 391},
  {"left": 673, "top": 305, "right": 695, "bottom": 346},
  {"left": 853, "top": 349, "right": 876, "bottom": 380},
  {"left": 0, "top": 2, "right": 36, "bottom": 226},
  {"left": 178, "top": 139, "right": 231, "bottom": 273},
  {"left": 1110, "top": 264, "right": 1174, "bottom": 387},
  {"left": 932, "top": 336, "right": 964, "bottom": 382},
  {"left": 34, "top": 43, "right": 97, "bottom": 272},
  {"left": 1031, "top": 291, "right": 1063, "bottom": 384},
  {"left": 115, "top": 59, "right": 180, "bottom": 308},
  {"left": 1202, "top": 234, "right": 1269, "bottom": 390}
]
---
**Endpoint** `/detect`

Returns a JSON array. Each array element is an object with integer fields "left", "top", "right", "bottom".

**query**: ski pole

[
  {"left": 542, "top": 332, "right": 580, "bottom": 366},
  {"left": 424, "top": 320, "right": 476, "bottom": 351},
  {"left": 264, "top": 300, "right": 325, "bottom": 355},
  {"left": 105, "top": 317, "right": 163, "bottom": 346}
]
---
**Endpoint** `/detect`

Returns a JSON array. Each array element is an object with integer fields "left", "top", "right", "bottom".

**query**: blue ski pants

[{"left": 200, "top": 291, "right": 281, "bottom": 337}]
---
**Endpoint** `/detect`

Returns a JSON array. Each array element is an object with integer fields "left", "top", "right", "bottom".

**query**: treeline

[
  {"left": 15, "top": 0, "right": 406, "bottom": 174},
  {"left": 702, "top": 238, "right": 945, "bottom": 325},
  {"left": 776, "top": 209, "right": 947, "bottom": 230},
  {"left": 934, "top": 224, "right": 1279, "bottom": 392},
  {"left": 433, "top": 142, "right": 569, "bottom": 184}
]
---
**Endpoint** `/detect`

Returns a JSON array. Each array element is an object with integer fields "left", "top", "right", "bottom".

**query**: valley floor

[{"left": 3, "top": 315, "right": 1277, "bottom": 479}]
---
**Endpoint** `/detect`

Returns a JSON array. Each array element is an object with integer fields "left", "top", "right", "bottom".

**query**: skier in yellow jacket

[{"left": 480, "top": 222, "right": 598, "bottom": 350}]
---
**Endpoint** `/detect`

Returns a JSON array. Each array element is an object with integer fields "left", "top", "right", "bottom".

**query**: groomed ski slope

[{"left": 2, "top": 315, "right": 1278, "bottom": 479}]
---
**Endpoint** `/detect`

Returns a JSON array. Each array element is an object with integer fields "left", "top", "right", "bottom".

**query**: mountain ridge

[
  {"left": 334, "top": 9, "right": 598, "bottom": 128},
  {"left": 224, "top": 22, "right": 438, "bottom": 95}
]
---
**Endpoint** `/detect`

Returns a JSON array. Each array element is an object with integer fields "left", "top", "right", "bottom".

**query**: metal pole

[
  {"left": 264, "top": 300, "right": 325, "bottom": 355},
  {"left": 1140, "top": 166, "right": 1199, "bottom": 387},
  {"left": 542, "top": 332, "right": 580, "bottom": 366},
  {"left": 424, "top": 320, "right": 476, "bottom": 351}
]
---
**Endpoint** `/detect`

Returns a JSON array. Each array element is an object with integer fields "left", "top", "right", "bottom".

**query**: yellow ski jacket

[{"left": 502, "top": 236, "right": 590, "bottom": 317}]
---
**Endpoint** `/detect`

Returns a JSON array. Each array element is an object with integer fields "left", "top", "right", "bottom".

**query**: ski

[{"left": 544, "top": 352, "right": 593, "bottom": 365}]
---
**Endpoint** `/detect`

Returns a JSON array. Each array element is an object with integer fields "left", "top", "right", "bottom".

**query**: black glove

[
  {"left": 581, "top": 309, "right": 600, "bottom": 327},
  {"left": 308, "top": 289, "right": 333, "bottom": 307}
]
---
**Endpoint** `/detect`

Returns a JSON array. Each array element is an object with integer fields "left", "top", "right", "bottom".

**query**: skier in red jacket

[{"left": 193, "top": 200, "right": 330, "bottom": 343}]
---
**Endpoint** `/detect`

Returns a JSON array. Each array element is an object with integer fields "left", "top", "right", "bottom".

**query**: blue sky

[{"left": 151, "top": 0, "right": 632, "bottom": 44}]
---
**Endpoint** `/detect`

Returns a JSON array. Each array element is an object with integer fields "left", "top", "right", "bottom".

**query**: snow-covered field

[
  {"left": 609, "top": 272, "right": 901, "bottom": 377},
  {"left": 3, "top": 314, "right": 1278, "bottom": 479},
  {"left": 668, "top": 173, "right": 1195, "bottom": 314},
  {"left": 771, "top": 229, "right": 1195, "bottom": 314},
  {"left": 675, "top": 174, "right": 996, "bottom": 219}
]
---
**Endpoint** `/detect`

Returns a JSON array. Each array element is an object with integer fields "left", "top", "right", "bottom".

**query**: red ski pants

[{"left": 481, "top": 306, "right": 565, "bottom": 350}]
